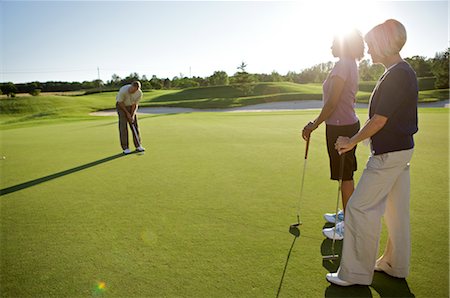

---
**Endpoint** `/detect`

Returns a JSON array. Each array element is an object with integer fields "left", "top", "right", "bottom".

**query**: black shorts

[{"left": 326, "top": 121, "right": 360, "bottom": 181}]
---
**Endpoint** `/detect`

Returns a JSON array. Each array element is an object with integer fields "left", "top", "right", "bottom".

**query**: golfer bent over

[
  {"left": 116, "top": 81, "right": 145, "bottom": 154},
  {"left": 329, "top": 19, "right": 418, "bottom": 286}
]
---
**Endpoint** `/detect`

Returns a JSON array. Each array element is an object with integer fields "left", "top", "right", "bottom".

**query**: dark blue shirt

[{"left": 369, "top": 61, "right": 418, "bottom": 155}]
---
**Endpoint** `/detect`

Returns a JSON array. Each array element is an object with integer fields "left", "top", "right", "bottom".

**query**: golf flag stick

[{"left": 291, "top": 136, "right": 310, "bottom": 228}]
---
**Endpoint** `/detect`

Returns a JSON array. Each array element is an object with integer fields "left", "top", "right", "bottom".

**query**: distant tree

[
  {"left": 296, "top": 67, "right": 317, "bottom": 83},
  {"left": 81, "top": 80, "right": 96, "bottom": 89},
  {"left": 405, "top": 55, "right": 433, "bottom": 77},
  {"left": 237, "top": 61, "right": 247, "bottom": 73},
  {"left": 24, "top": 82, "right": 41, "bottom": 95},
  {"left": 359, "top": 59, "right": 384, "bottom": 81},
  {"left": 163, "top": 78, "right": 171, "bottom": 89},
  {"left": 285, "top": 71, "right": 299, "bottom": 83},
  {"left": 208, "top": 71, "right": 229, "bottom": 86},
  {"left": 172, "top": 77, "right": 199, "bottom": 89},
  {"left": 29, "top": 89, "right": 41, "bottom": 96},
  {"left": 150, "top": 75, "right": 163, "bottom": 90},
  {"left": 270, "top": 71, "right": 283, "bottom": 82},
  {"left": 190, "top": 76, "right": 208, "bottom": 87},
  {"left": 231, "top": 62, "right": 256, "bottom": 95},
  {"left": 141, "top": 81, "right": 152, "bottom": 90},
  {"left": 93, "top": 79, "right": 104, "bottom": 89},
  {"left": 1, "top": 82, "right": 17, "bottom": 98},
  {"left": 294, "top": 62, "right": 334, "bottom": 83},
  {"left": 121, "top": 72, "right": 141, "bottom": 85},
  {"left": 110, "top": 74, "right": 121, "bottom": 87},
  {"left": 430, "top": 48, "right": 449, "bottom": 89}
]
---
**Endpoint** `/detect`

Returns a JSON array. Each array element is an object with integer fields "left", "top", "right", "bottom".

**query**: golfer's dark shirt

[{"left": 369, "top": 61, "right": 418, "bottom": 155}]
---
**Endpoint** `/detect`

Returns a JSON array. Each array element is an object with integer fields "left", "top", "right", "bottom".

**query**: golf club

[
  {"left": 129, "top": 120, "right": 142, "bottom": 148},
  {"left": 323, "top": 153, "right": 345, "bottom": 261},
  {"left": 290, "top": 136, "right": 310, "bottom": 231}
]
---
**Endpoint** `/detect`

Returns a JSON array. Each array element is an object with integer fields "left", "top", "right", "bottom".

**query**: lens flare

[
  {"left": 93, "top": 281, "right": 107, "bottom": 295},
  {"left": 97, "top": 282, "right": 106, "bottom": 290}
]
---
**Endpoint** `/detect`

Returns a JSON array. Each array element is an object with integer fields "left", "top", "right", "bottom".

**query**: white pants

[{"left": 338, "top": 149, "right": 414, "bottom": 285}]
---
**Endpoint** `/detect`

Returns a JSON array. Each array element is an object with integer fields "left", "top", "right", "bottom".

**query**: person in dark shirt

[{"left": 326, "top": 19, "right": 418, "bottom": 286}]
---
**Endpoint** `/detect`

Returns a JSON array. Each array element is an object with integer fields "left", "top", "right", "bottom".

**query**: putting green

[{"left": 0, "top": 109, "right": 448, "bottom": 297}]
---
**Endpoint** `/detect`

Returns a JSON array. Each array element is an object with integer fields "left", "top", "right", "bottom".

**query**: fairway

[{"left": 0, "top": 109, "right": 448, "bottom": 297}]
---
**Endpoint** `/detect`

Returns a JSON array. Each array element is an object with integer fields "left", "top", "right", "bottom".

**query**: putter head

[
  {"left": 322, "top": 254, "right": 339, "bottom": 261},
  {"left": 290, "top": 220, "right": 302, "bottom": 228}
]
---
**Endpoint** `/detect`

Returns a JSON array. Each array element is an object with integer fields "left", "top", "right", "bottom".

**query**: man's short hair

[
  {"left": 131, "top": 81, "right": 141, "bottom": 89},
  {"left": 365, "top": 19, "right": 407, "bottom": 58}
]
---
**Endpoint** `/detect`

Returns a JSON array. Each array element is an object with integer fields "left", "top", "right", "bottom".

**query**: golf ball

[{"left": 2, "top": 156, "right": 5, "bottom": 160}]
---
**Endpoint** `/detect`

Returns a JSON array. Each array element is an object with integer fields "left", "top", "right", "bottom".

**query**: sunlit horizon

[{"left": 1, "top": 1, "right": 448, "bottom": 84}]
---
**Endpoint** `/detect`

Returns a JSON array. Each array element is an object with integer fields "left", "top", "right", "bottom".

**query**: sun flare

[{"left": 286, "top": 1, "right": 383, "bottom": 62}]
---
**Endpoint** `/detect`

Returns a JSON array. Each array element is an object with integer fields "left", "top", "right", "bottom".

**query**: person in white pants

[{"left": 328, "top": 19, "right": 419, "bottom": 286}]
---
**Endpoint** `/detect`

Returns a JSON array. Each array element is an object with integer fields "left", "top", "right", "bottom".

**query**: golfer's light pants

[
  {"left": 116, "top": 104, "right": 141, "bottom": 150},
  {"left": 338, "top": 149, "right": 414, "bottom": 285}
]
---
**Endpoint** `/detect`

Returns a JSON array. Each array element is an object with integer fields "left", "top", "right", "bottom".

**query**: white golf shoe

[
  {"left": 136, "top": 146, "right": 146, "bottom": 152},
  {"left": 324, "top": 210, "right": 344, "bottom": 224},
  {"left": 323, "top": 221, "right": 345, "bottom": 240},
  {"left": 123, "top": 148, "right": 132, "bottom": 154},
  {"left": 326, "top": 273, "right": 355, "bottom": 286}
]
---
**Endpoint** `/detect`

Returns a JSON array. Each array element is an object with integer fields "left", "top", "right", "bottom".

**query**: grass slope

[
  {"left": 0, "top": 109, "right": 448, "bottom": 297},
  {"left": 1, "top": 82, "right": 447, "bottom": 129}
]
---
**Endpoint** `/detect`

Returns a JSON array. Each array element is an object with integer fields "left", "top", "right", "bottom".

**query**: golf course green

[{"left": 0, "top": 91, "right": 448, "bottom": 297}]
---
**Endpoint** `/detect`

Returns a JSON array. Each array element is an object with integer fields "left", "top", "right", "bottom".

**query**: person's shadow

[
  {"left": 0, "top": 153, "right": 130, "bottom": 196},
  {"left": 371, "top": 271, "right": 415, "bottom": 297},
  {"left": 320, "top": 226, "right": 415, "bottom": 297},
  {"left": 321, "top": 237, "right": 372, "bottom": 297}
]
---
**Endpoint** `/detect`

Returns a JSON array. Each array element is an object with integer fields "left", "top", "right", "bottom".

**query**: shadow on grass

[
  {"left": 276, "top": 227, "right": 299, "bottom": 298},
  {"left": 325, "top": 284, "right": 373, "bottom": 297},
  {"left": 0, "top": 153, "right": 128, "bottom": 196},
  {"left": 321, "top": 238, "right": 415, "bottom": 297},
  {"left": 321, "top": 238, "right": 343, "bottom": 272},
  {"left": 371, "top": 272, "right": 415, "bottom": 297},
  {"left": 321, "top": 238, "right": 373, "bottom": 297}
]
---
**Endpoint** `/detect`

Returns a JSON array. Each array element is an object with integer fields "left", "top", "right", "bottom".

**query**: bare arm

[
  {"left": 302, "top": 76, "right": 345, "bottom": 140},
  {"left": 335, "top": 114, "right": 388, "bottom": 154}
]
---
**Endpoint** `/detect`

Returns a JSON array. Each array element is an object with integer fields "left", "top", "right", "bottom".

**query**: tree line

[{"left": 1, "top": 48, "right": 448, "bottom": 98}]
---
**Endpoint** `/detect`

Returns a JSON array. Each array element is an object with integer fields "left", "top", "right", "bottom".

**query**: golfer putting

[{"left": 116, "top": 81, "right": 146, "bottom": 154}]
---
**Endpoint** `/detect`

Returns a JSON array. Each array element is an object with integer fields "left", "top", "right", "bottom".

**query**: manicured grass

[
  {"left": 0, "top": 109, "right": 448, "bottom": 297},
  {"left": 1, "top": 83, "right": 447, "bottom": 129}
]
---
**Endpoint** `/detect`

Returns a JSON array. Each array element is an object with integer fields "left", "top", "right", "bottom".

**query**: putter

[
  {"left": 290, "top": 137, "right": 310, "bottom": 230},
  {"left": 130, "top": 121, "right": 142, "bottom": 148},
  {"left": 323, "top": 153, "right": 345, "bottom": 261}
]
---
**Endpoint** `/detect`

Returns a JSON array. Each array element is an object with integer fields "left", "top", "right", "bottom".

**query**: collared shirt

[
  {"left": 369, "top": 61, "right": 418, "bottom": 155},
  {"left": 116, "top": 84, "right": 143, "bottom": 106}
]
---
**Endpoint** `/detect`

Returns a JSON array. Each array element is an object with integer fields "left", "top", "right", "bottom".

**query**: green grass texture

[
  {"left": 0, "top": 108, "right": 448, "bottom": 297},
  {"left": 1, "top": 82, "right": 447, "bottom": 128}
]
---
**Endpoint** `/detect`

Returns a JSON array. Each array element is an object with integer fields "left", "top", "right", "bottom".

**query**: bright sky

[{"left": 0, "top": 1, "right": 448, "bottom": 83}]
